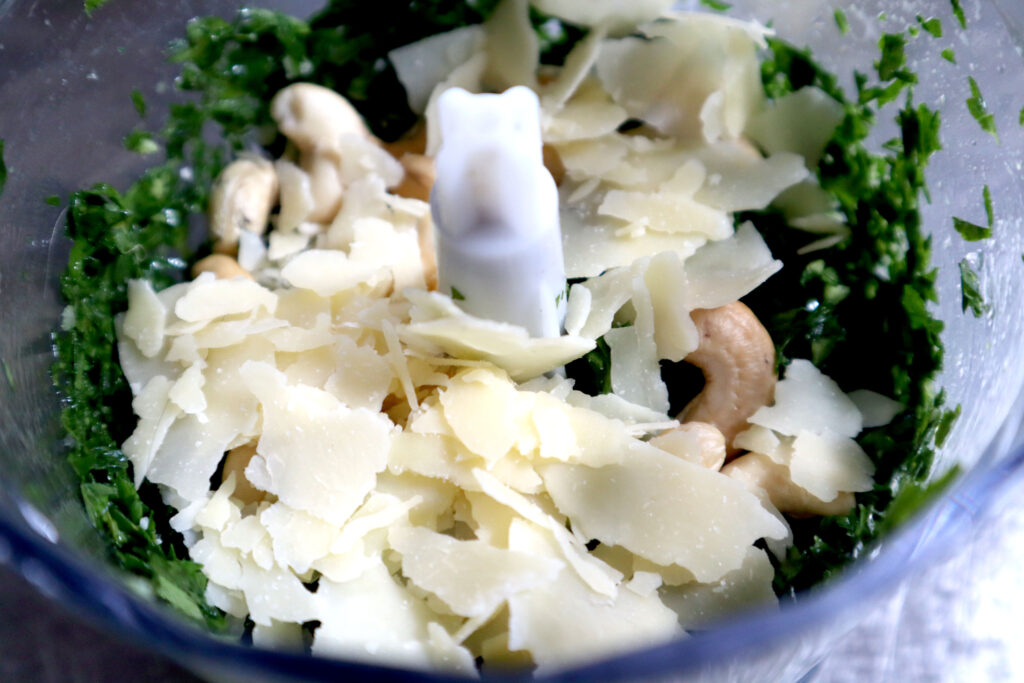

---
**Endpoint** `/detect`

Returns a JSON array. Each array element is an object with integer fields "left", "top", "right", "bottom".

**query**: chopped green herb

[
  {"left": 958, "top": 258, "right": 990, "bottom": 317},
  {"left": 450, "top": 286, "right": 466, "bottom": 301},
  {"left": 2, "top": 359, "right": 13, "bottom": 390},
  {"left": 45, "top": 195, "right": 60, "bottom": 206},
  {"left": 52, "top": 162, "right": 224, "bottom": 629},
  {"left": 84, "top": 0, "right": 112, "bottom": 14},
  {"left": 833, "top": 9, "right": 850, "bottom": 35},
  {"left": 941, "top": 48, "right": 956, "bottom": 64},
  {"left": 917, "top": 16, "right": 943, "bottom": 38},
  {"left": 566, "top": 337, "right": 613, "bottom": 396},
  {"left": 953, "top": 217, "right": 991, "bottom": 241},
  {"left": 130, "top": 89, "right": 147, "bottom": 118},
  {"left": 748, "top": 38, "right": 949, "bottom": 595},
  {"left": 699, "top": 0, "right": 731, "bottom": 10},
  {"left": 966, "top": 76, "right": 999, "bottom": 142},
  {"left": 934, "top": 403, "right": 961, "bottom": 448},
  {"left": 123, "top": 129, "right": 159, "bottom": 155},
  {"left": 950, "top": 0, "right": 966, "bottom": 29},
  {"left": 1019, "top": 107, "right": 1024, "bottom": 126},
  {"left": 880, "top": 464, "right": 960, "bottom": 533},
  {"left": 876, "top": 33, "right": 909, "bottom": 82},
  {"left": 983, "top": 185, "right": 994, "bottom": 227},
  {"left": 0, "top": 139, "right": 6, "bottom": 199}
]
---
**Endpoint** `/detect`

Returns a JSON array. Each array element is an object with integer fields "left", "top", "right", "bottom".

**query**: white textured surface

[{"left": 815, "top": 477, "right": 1024, "bottom": 682}]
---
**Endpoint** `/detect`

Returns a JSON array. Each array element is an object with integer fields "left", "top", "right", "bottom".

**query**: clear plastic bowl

[{"left": 1, "top": 1, "right": 1023, "bottom": 681}]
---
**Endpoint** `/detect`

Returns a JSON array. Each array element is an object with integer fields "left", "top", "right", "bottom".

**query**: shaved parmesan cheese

[
  {"left": 425, "top": 52, "right": 488, "bottom": 157},
  {"left": 473, "top": 468, "right": 622, "bottom": 597},
  {"left": 240, "top": 361, "right": 393, "bottom": 526},
  {"left": 348, "top": 217, "right": 426, "bottom": 291},
  {"left": 175, "top": 277, "right": 277, "bottom": 322},
  {"left": 312, "top": 562, "right": 439, "bottom": 669},
  {"left": 732, "top": 425, "right": 783, "bottom": 461},
  {"left": 540, "top": 446, "right": 787, "bottom": 582},
  {"left": 848, "top": 389, "right": 904, "bottom": 428},
  {"left": 693, "top": 145, "right": 808, "bottom": 212},
  {"left": 596, "top": 14, "right": 765, "bottom": 140},
  {"left": 260, "top": 503, "right": 339, "bottom": 574},
  {"left": 324, "top": 336, "right": 393, "bottom": 411},
  {"left": 681, "top": 221, "right": 782, "bottom": 310},
  {"left": 643, "top": 251, "right": 699, "bottom": 362},
  {"left": 123, "top": 279, "right": 166, "bottom": 358},
  {"left": 659, "top": 546, "right": 777, "bottom": 629},
  {"left": 483, "top": 0, "right": 538, "bottom": 91},
  {"left": 531, "top": 0, "right": 673, "bottom": 28},
  {"left": 281, "top": 249, "right": 381, "bottom": 297},
  {"left": 439, "top": 369, "right": 525, "bottom": 465},
  {"left": 506, "top": 519, "right": 680, "bottom": 672},
  {"left": 389, "top": 26, "right": 485, "bottom": 114},
  {"left": 749, "top": 359, "right": 863, "bottom": 439},
  {"left": 606, "top": 275, "right": 669, "bottom": 414},
  {"left": 746, "top": 86, "right": 845, "bottom": 167},
  {"left": 390, "top": 525, "right": 562, "bottom": 619},
  {"left": 122, "top": 375, "right": 179, "bottom": 486},
  {"left": 401, "top": 291, "right": 594, "bottom": 381},
  {"left": 598, "top": 189, "right": 732, "bottom": 240},
  {"left": 168, "top": 362, "right": 207, "bottom": 416},
  {"left": 274, "top": 159, "right": 315, "bottom": 233},
  {"left": 560, "top": 208, "right": 706, "bottom": 279},
  {"left": 252, "top": 620, "right": 305, "bottom": 651},
  {"left": 789, "top": 430, "right": 875, "bottom": 502},
  {"left": 544, "top": 100, "right": 629, "bottom": 144},
  {"left": 541, "top": 28, "right": 607, "bottom": 111},
  {"left": 267, "top": 230, "right": 311, "bottom": 261},
  {"left": 388, "top": 432, "right": 477, "bottom": 490}
]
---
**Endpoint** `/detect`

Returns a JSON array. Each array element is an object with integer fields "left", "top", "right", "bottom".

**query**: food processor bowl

[{"left": 1, "top": 1, "right": 1022, "bottom": 681}]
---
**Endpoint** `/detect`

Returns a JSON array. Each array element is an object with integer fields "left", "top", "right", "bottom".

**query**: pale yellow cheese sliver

[
  {"left": 390, "top": 525, "right": 563, "bottom": 619},
  {"left": 174, "top": 276, "right": 278, "bottom": 322},
  {"left": 123, "top": 279, "right": 166, "bottom": 358},
  {"left": 659, "top": 546, "right": 777, "bottom": 630},
  {"left": 505, "top": 518, "right": 681, "bottom": 672},
  {"left": 789, "top": 430, "right": 875, "bottom": 502},
  {"left": 240, "top": 360, "right": 393, "bottom": 526},
  {"left": 539, "top": 445, "right": 788, "bottom": 582}
]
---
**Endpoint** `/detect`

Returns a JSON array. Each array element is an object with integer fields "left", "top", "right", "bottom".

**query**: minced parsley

[
  {"left": 953, "top": 217, "right": 991, "bottom": 242},
  {"left": 967, "top": 76, "right": 999, "bottom": 142},
  {"left": 958, "top": 258, "right": 990, "bottom": 317}
]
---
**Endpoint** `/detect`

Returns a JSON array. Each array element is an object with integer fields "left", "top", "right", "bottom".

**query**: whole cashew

[
  {"left": 391, "top": 153, "right": 436, "bottom": 203},
  {"left": 192, "top": 254, "right": 253, "bottom": 280},
  {"left": 271, "top": 83, "right": 372, "bottom": 154},
  {"left": 680, "top": 302, "right": 776, "bottom": 456},
  {"left": 722, "top": 452, "right": 855, "bottom": 517},
  {"left": 221, "top": 441, "right": 267, "bottom": 506},
  {"left": 208, "top": 156, "right": 278, "bottom": 253},
  {"left": 650, "top": 421, "right": 726, "bottom": 471}
]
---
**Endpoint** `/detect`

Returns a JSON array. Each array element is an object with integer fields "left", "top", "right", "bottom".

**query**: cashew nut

[
  {"left": 208, "top": 156, "right": 278, "bottom": 253},
  {"left": 270, "top": 83, "right": 372, "bottom": 154},
  {"left": 221, "top": 441, "right": 267, "bottom": 506},
  {"left": 722, "top": 452, "right": 855, "bottom": 517},
  {"left": 383, "top": 122, "right": 428, "bottom": 158},
  {"left": 392, "top": 153, "right": 436, "bottom": 203},
  {"left": 649, "top": 421, "right": 726, "bottom": 470},
  {"left": 680, "top": 302, "right": 776, "bottom": 456},
  {"left": 192, "top": 254, "right": 253, "bottom": 280}
]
